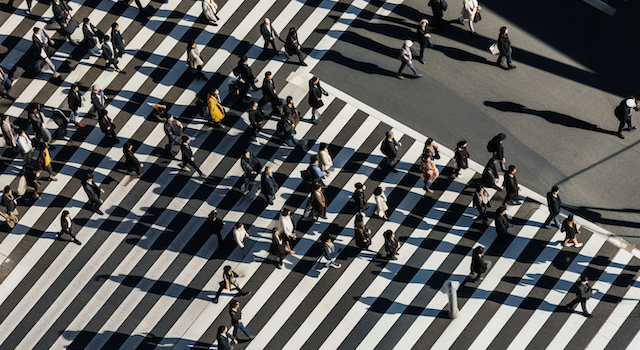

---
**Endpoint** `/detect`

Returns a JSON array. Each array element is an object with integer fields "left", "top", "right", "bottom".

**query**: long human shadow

[
  {"left": 561, "top": 204, "right": 640, "bottom": 229},
  {"left": 484, "top": 101, "right": 619, "bottom": 136}
]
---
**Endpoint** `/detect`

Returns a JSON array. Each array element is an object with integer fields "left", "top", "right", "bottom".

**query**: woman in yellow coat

[{"left": 207, "top": 88, "right": 226, "bottom": 129}]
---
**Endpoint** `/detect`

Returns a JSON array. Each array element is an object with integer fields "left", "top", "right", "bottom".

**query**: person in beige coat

[
  {"left": 374, "top": 186, "right": 389, "bottom": 220},
  {"left": 318, "top": 142, "right": 333, "bottom": 172},
  {"left": 458, "top": 0, "right": 480, "bottom": 34}
]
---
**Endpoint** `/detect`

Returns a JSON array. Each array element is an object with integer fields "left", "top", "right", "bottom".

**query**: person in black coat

[
  {"left": 67, "top": 83, "right": 85, "bottom": 127},
  {"left": 240, "top": 151, "right": 261, "bottom": 193},
  {"left": 352, "top": 182, "right": 370, "bottom": 213},
  {"left": 28, "top": 102, "right": 54, "bottom": 148},
  {"left": 415, "top": 19, "right": 433, "bottom": 64},
  {"left": 207, "top": 209, "right": 224, "bottom": 244},
  {"left": 284, "top": 27, "right": 306, "bottom": 66},
  {"left": 58, "top": 210, "right": 81, "bottom": 244},
  {"left": 82, "top": 17, "right": 104, "bottom": 56},
  {"left": 260, "top": 18, "right": 284, "bottom": 56},
  {"left": 308, "top": 77, "right": 327, "bottom": 123},
  {"left": 247, "top": 101, "right": 266, "bottom": 143},
  {"left": 561, "top": 215, "right": 582, "bottom": 247},
  {"left": 489, "top": 133, "right": 506, "bottom": 172},
  {"left": 101, "top": 35, "right": 121, "bottom": 72},
  {"left": 381, "top": 130, "right": 401, "bottom": 172},
  {"left": 384, "top": 229, "right": 400, "bottom": 260},
  {"left": 502, "top": 165, "right": 521, "bottom": 205},
  {"left": 82, "top": 173, "right": 105, "bottom": 215},
  {"left": 111, "top": 23, "right": 125, "bottom": 58},
  {"left": 453, "top": 140, "right": 469, "bottom": 177},
  {"left": 90, "top": 84, "right": 107, "bottom": 119},
  {"left": 180, "top": 136, "right": 204, "bottom": 177},
  {"left": 497, "top": 27, "right": 516, "bottom": 69},
  {"left": 236, "top": 55, "right": 259, "bottom": 97},
  {"left": 270, "top": 229, "right": 289, "bottom": 268},
  {"left": 258, "top": 71, "right": 281, "bottom": 116},
  {"left": 428, "top": 0, "right": 445, "bottom": 31},
  {"left": 123, "top": 141, "right": 143, "bottom": 177},
  {"left": 481, "top": 159, "right": 502, "bottom": 191},
  {"left": 216, "top": 326, "right": 237, "bottom": 350},
  {"left": 98, "top": 110, "right": 118, "bottom": 143},
  {"left": 471, "top": 246, "right": 491, "bottom": 282},
  {"left": 51, "top": 0, "right": 79, "bottom": 45},
  {"left": 32, "top": 27, "right": 55, "bottom": 59},
  {"left": 354, "top": 214, "right": 371, "bottom": 250},
  {"left": 261, "top": 166, "right": 278, "bottom": 205},
  {"left": 566, "top": 275, "right": 596, "bottom": 317},
  {"left": 2, "top": 186, "right": 19, "bottom": 228},
  {"left": 276, "top": 115, "right": 298, "bottom": 147},
  {"left": 543, "top": 186, "right": 562, "bottom": 229},
  {"left": 494, "top": 205, "right": 511, "bottom": 239},
  {"left": 615, "top": 96, "right": 639, "bottom": 139}
]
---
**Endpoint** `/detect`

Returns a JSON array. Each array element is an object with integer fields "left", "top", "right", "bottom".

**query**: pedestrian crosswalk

[{"left": 0, "top": 0, "right": 639, "bottom": 349}]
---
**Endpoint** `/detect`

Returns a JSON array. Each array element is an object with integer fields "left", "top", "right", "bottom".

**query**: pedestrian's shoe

[
  {"left": 418, "top": 58, "right": 425, "bottom": 64},
  {"left": 508, "top": 65, "right": 517, "bottom": 69},
  {"left": 575, "top": 243, "right": 584, "bottom": 248},
  {"left": 397, "top": 75, "right": 404, "bottom": 80},
  {"left": 617, "top": 133, "right": 625, "bottom": 139},
  {"left": 330, "top": 262, "right": 341, "bottom": 269},
  {"left": 96, "top": 210, "right": 104, "bottom": 215},
  {"left": 415, "top": 74, "right": 423, "bottom": 78},
  {"left": 563, "top": 242, "right": 574, "bottom": 247},
  {"left": 181, "top": 166, "right": 190, "bottom": 172},
  {"left": 74, "top": 239, "right": 82, "bottom": 245},
  {"left": 631, "top": 126, "right": 637, "bottom": 131},
  {"left": 301, "top": 62, "right": 308, "bottom": 66},
  {"left": 239, "top": 291, "right": 252, "bottom": 297},
  {"left": 584, "top": 313, "right": 593, "bottom": 318},
  {"left": 211, "top": 297, "right": 219, "bottom": 304},
  {"left": 543, "top": 225, "right": 552, "bottom": 229}
]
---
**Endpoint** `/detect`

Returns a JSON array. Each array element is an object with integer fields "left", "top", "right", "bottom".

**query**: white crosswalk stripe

[{"left": 0, "top": 1, "right": 638, "bottom": 350}]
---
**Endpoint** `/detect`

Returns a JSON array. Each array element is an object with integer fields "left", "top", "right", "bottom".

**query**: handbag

[
  {"left": 489, "top": 42, "right": 499, "bottom": 55},
  {"left": 473, "top": 10, "right": 482, "bottom": 23}
]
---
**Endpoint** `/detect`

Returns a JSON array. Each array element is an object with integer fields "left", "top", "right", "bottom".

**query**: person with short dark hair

[
  {"left": 229, "top": 300, "right": 253, "bottom": 340},
  {"left": 261, "top": 166, "right": 278, "bottom": 205},
  {"left": 58, "top": 210, "right": 81, "bottom": 245},
  {"left": 471, "top": 246, "right": 491, "bottom": 281},
  {"left": 373, "top": 186, "right": 388, "bottom": 220},
  {"left": 381, "top": 130, "right": 401, "bottom": 172},
  {"left": 51, "top": 0, "right": 80, "bottom": 45},
  {"left": 187, "top": 39, "right": 207, "bottom": 80},
  {"left": 164, "top": 114, "right": 183, "bottom": 156},
  {"left": 28, "top": 102, "right": 54, "bottom": 148},
  {"left": 311, "top": 183, "right": 327, "bottom": 220},
  {"left": 212, "top": 266, "right": 251, "bottom": 304},
  {"left": 37, "top": 143, "right": 57, "bottom": 181},
  {"left": 207, "top": 88, "right": 225, "bottom": 128},
  {"left": 2, "top": 186, "right": 19, "bottom": 228},
  {"left": 354, "top": 214, "right": 371, "bottom": 249},
  {"left": 497, "top": 27, "right": 516, "bottom": 69},
  {"left": 352, "top": 182, "right": 369, "bottom": 214},
  {"left": 90, "top": 84, "right": 107, "bottom": 119},
  {"left": 180, "top": 136, "right": 204, "bottom": 177},
  {"left": 240, "top": 151, "right": 261, "bottom": 194},
  {"left": 123, "top": 141, "right": 143, "bottom": 177},
  {"left": 270, "top": 229, "right": 290, "bottom": 269},
  {"left": 561, "top": 215, "right": 582, "bottom": 248},
  {"left": 481, "top": 158, "right": 502, "bottom": 191},
  {"left": 111, "top": 23, "right": 125, "bottom": 58},
  {"left": 309, "top": 155, "right": 329, "bottom": 187},
  {"left": 502, "top": 165, "right": 520, "bottom": 205},
  {"left": 308, "top": 77, "right": 327, "bottom": 123},
  {"left": 495, "top": 205, "right": 510, "bottom": 239},
  {"left": 258, "top": 71, "right": 281, "bottom": 116},
  {"left": 543, "top": 186, "right": 562, "bottom": 229},
  {"left": 454, "top": 140, "right": 469, "bottom": 177},
  {"left": 566, "top": 275, "right": 596, "bottom": 317},
  {"left": 67, "top": 83, "right": 85, "bottom": 127},
  {"left": 98, "top": 110, "right": 118, "bottom": 143},
  {"left": 207, "top": 209, "right": 224, "bottom": 245},
  {"left": 278, "top": 208, "right": 297, "bottom": 243},
  {"left": 247, "top": 101, "right": 266, "bottom": 144},
  {"left": 101, "top": 35, "right": 121, "bottom": 73},
  {"left": 322, "top": 235, "right": 341, "bottom": 268},
  {"left": 488, "top": 133, "right": 507, "bottom": 172},
  {"left": 232, "top": 222, "right": 249, "bottom": 249},
  {"left": 473, "top": 186, "right": 490, "bottom": 222},
  {"left": 384, "top": 230, "right": 400, "bottom": 260},
  {"left": 284, "top": 27, "right": 306, "bottom": 65},
  {"left": 428, "top": 0, "right": 445, "bottom": 32},
  {"left": 216, "top": 325, "right": 237, "bottom": 350},
  {"left": 318, "top": 142, "right": 332, "bottom": 171},
  {"left": 83, "top": 17, "right": 103, "bottom": 56},
  {"left": 82, "top": 173, "right": 104, "bottom": 215},
  {"left": 236, "top": 55, "right": 259, "bottom": 97},
  {"left": 17, "top": 129, "right": 34, "bottom": 164}
]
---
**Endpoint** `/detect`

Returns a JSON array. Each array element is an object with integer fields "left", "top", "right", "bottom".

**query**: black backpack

[{"left": 487, "top": 139, "right": 496, "bottom": 153}]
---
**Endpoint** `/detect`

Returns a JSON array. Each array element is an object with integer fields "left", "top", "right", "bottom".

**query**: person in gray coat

[{"left": 216, "top": 325, "right": 238, "bottom": 350}]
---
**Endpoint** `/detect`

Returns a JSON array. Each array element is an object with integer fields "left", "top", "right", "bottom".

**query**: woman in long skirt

[{"left": 202, "top": 0, "right": 220, "bottom": 25}]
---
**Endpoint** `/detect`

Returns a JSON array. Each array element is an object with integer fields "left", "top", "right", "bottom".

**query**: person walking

[
  {"left": 270, "top": 229, "right": 290, "bottom": 269},
  {"left": 2, "top": 186, "right": 19, "bottom": 229},
  {"left": 58, "top": 210, "right": 81, "bottom": 244},
  {"left": 354, "top": 214, "right": 372, "bottom": 249},
  {"left": 473, "top": 186, "right": 490, "bottom": 222},
  {"left": 98, "top": 110, "right": 118, "bottom": 143},
  {"left": 247, "top": 101, "right": 266, "bottom": 144},
  {"left": 420, "top": 151, "right": 438, "bottom": 193},
  {"left": 240, "top": 151, "right": 261, "bottom": 194},
  {"left": 428, "top": 0, "right": 446, "bottom": 32},
  {"left": 82, "top": 17, "right": 103, "bottom": 56},
  {"left": 543, "top": 186, "right": 562, "bottom": 229},
  {"left": 277, "top": 113, "right": 298, "bottom": 147},
  {"left": 164, "top": 114, "right": 183, "bottom": 156},
  {"left": 502, "top": 165, "right": 521, "bottom": 205},
  {"left": 488, "top": 133, "right": 507, "bottom": 172},
  {"left": 284, "top": 27, "right": 307, "bottom": 65},
  {"left": 458, "top": 0, "right": 480, "bottom": 34},
  {"left": 615, "top": 96, "right": 639, "bottom": 139},
  {"left": 260, "top": 166, "right": 278, "bottom": 205},
  {"left": 384, "top": 229, "right": 400, "bottom": 260},
  {"left": 51, "top": 0, "right": 80, "bottom": 45},
  {"left": 180, "top": 136, "right": 204, "bottom": 177},
  {"left": 207, "top": 88, "right": 226, "bottom": 128},
  {"left": 207, "top": 209, "right": 224, "bottom": 245},
  {"left": 32, "top": 28, "right": 60, "bottom": 78},
  {"left": 23, "top": 163, "right": 42, "bottom": 199},
  {"left": 67, "top": 83, "right": 85, "bottom": 127},
  {"left": 232, "top": 222, "right": 250, "bottom": 249},
  {"left": 318, "top": 142, "right": 333, "bottom": 171},
  {"left": 495, "top": 205, "right": 510, "bottom": 239},
  {"left": 82, "top": 173, "right": 105, "bottom": 215},
  {"left": 397, "top": 40, "right": 421, "bottom": 79},
  {"left": 283, "top": 96, "right": 301, "bottom": 132},
  {"left": 566, "top": 275, "right": 596, "bottom": 318},
  {"left": 17, "top": 129, "right": 34, "bottom": 164},
  {"left": 481, "top": 158, "right": 502, "bottom": 191},
  {"left": 187, "top": 39, "right": 207, "bottom": 80},
  {"left": 111, "top": 23, "right": 125, "bottom": 58},
  {"left": 28, "top": 102, "right": 54, "bottom": 148},
  {"left": 561, "top": 215, "right": 583, "bottom": 248},
  {"left": 90, "top": 84, "right": 107, "bottom": 119},
  {"left": 278, "top": 208, "right": 297, "bottom": 244},
  {"left": 2, "top": 114, "right": 19, "bottom": 152},
  {"left": 352, "top": 182, "right": 369, "bottom": 214},
  {"left": 202, "top": 0, "right": 219, "bottom": 25},
  {"left": 260, "top": 18, "right": 284, "bottom": 56},
  {"left": 236, "top": 55, "right": 259, "bottom": 98},
  {"left": 101, "top": 35, "right": 121, "bottom": 73},
  {"left": 309, "top": 155, "right": 330, "bottom": 188},
  {"left": 229, "top": 300, "right": 254, "bottom": 340},
  {"left": 310, "top": 183, "right": 327, "bottom": 220},
  {"left": 322, "top": 235, "right": 342, "bottom": 268},
  {"left": 415, "top": 19, "right": 433, "bottom": 64},
  {"left": 453, "top": 140, "right": 469, "bottom": 178},
  {"left": 471, "top": 246, "right": 491, "bottom": 281},
  {"left": 212, "top": 265, "right": 251, "bottom": 303},
  {"left": 37, "top": 143, "right": 57, "bottom": 181},
  {"left": 497, "top": 27, "right": 516, "bottom": 69},
  {"left": 381, "top": 130, "right": 401, "bottom": 172},
  {"left": 373, "top": 186, "right": 389, "bottom": 220},
  {"left": 123, "top": 141, "right": 143, "bottom": 178},
  {"left": 308, "top": 77, "right": 327, "bottom": 123},
  {"left": 216, "top": 326, "right": 237, "bottom": 350},
  {"left": 258, "top": 71, "right": 281, "bottom": 116}
]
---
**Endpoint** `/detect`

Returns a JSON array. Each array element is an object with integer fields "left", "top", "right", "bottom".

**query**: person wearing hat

[
  {"left": 615, "top": 96, "right": 639, "bottom": 139},
  {"left": 180, "top": 135, "right": 204, "bottom": 177},
  {"left": 58, "top": 210, "right": 81, "bottom": 245},
  {"left": 488, "top": 133, "right": 507, "bottom": 172},
  {"left": 352, "top": 182, "right": 369, "bottom": 214},
  {"left": 415, "top": 19, "right": 433, "bottom": 64},
  {"left": 494, "top": 205, "right": 510, "bottom": 239},
  {"left": 381, "top": 130, "right": 401, "bottom": 172},
  {"left": 502, "top": 165, "right": 521, "bottom": 205},
  {"left": 497, "top": 27, "right": 516, "bottom": 69},
  {"left": 258, "top": 71, "right": 281, "bottom": 116},
  {"left": 566, "top": 275, "right": 596, "bottom": 317},
  {"left": 397, "top": 40, "right": 422, "bottom": 79}
]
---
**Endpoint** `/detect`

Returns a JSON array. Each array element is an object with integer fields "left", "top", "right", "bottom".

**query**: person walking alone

[
  {"left": 90, "top": 84, "right": 107, "bottom": 119},
  {"left": 458, "top": 0, "right": 480, "bottom": 34},
  {"left": 258, "top": 71, "right": 281, "bottom": 116},
  {"left": 240, "top": 150, "right": 261, "bottom": 194},
  {"left": 308, "top": 77, "right": 327, "bottom": 123},
  {"left": 497, "top": 27, "right": 516, "bottom": 69},
  {"left": 187, "top": 39, "right": 207, "bottom": 80},
  {"left": 285, "top": 27, "right": 307, "bottom": 66},
  {"left": 83, "top": 173, "right": 105, "bottom": 215},
  {"left": 2, "top": 186, "right": 19, "bottom": 229},
  {"left": 111, "top": 23, "right": 125, "bottom": 58},
  {"left": 212, "top": 265, "right": 251, "bottom": 303},
  {"left": 123, "top": 141, "right": 143, "bottom": 178},
  {"left": 561, "top": 215, "right": 583, "bottom": 248},
  {"left": 420, "top": 150, "right": 438, "bottom": 193},
  {"left": 207, "top": 209, "right": 224, "bottom": 245},
  {"left": 101, "top": 35, "right": 122, "bottom": 73},
  {"left": 270, "top": 229, "right": 290, "bottom": 269},
  {"left": 488, "top": 133, "right": 507, "bottom": 172},
  {"left": 67, "top": 83, "right": 85, "bottom": 127},
  {"left": 415, "top": 19, "right": 433, "bottom": 64},
  {"left": 260, "top": 166, "right": 278, "bottom": 205},
  {"left": 260, "top": 18, "right": 284, "bottom": 57},
  {"left": 216, "top": 326, "right": 237, "bottom": 350},
  {"left": 354, "top": 214, "right": 372, "bottom": 250},
  {"left": 566, "top": 275, "right": 596, "bottom": 317},
  {"left": 495, "top": 205, "right": 511, "bottom": 240},
  {"left": 229, "top": 300, "right": 254, "bottom": 340},
  {"left": 428, "top": 0, "right": 446, "bottom": 32},
  {"left": 202, "top": 0, "right": 219, "bottom": 25},
  {"left": 397, "top": 40, "right": 422, "bottom": 79},
  {"left": 164, "top": 114, "right": 183, "bottom": 156},
  {"left": 310, "top": 183, "right": 327, "bottom": 220},
  {"left": 2, "top": 114, "right": 19, "bottom": 152},
  {"left": 381, "top": 130, "right": 401, "bottom": 172},
  {"left": 352, "top": 182, "right": 369, "bottom": 214},
  {"left": 232, "top": 222, "right": 250, "bottom": 249},
  {"left": 322, "top": 235, "right": 342, "bottom": 268},
  {"left": 473, "top": 186, "right": 490, "bottom": 222},
  {"left": 453, "top": 140, "right": 469, "bottom": 178},
  {"left": 180, "top": 136, "right": 204, "bottom": 177},
  {"left": 615, "top": 96, "right": 639, "bottom": 139},
  {"left": 98, "top": 110, "right": 118, "bottom": 143},
  {"left": 207, "top": 88, "right": 226, "bottom": 128},
  {"left": 471, "top": 246, "right": 491, "bottom": 281},
  {"left": 373, "top": 186, "right": 388, "bottom": 220},
  {"left": 58, "top": 210, "right": 81, "bottom": 244},
  {"left": 543, "top": 186, "right": 562, "bottom": 229},
  {"left": 384, "top": 230, "right": 400, "bottom": 260},
  {"left": 502, "top": 165, "right": 521, "bottom": 205}
]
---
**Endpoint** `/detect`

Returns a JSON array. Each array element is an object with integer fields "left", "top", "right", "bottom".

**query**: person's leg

[
  {"left": 397, "top": 61, "right": 406, "bottom": 75},
  {"left": 488, "top": 161, "right": 499, "bottom": 179},
  {"left": 553, "top": 215, "right": 561, "bottom": 228},
  {"left": 543, "top": 213, "right": 554, "bottom": 227},
  {"left": 418, "top": 44, "right": 425, "bottom": 60},
  {"left": 506, "top": 50, "right": 514, "bottom": 67},
  {"left": 469, "top": 18, "right": 475, "bottom": 33},
  {"left": 232, "top": 324, "right": 239, "bottom": 338},
  {"left": 189, "top": 160, "right": 204, "bottom": 176},
  {"left": 269, "top": 39, "right": 278, "bottom": 53},
  {"left": 567, "top": 297, "right": 579, "bottom": 309},
  {"left": 580, "top": 299, "right": 591, "bottom": 315},
  {"left": 238, "top": 322, "right": 253, "bottom": 338},
  {"left": 426, "top": 37, "right": 434, "bottom": 48},
  {"left": 311, "top": 107, "right": 321, "bottom": 121}
]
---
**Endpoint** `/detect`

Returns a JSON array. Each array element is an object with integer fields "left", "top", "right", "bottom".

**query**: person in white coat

[
  {"left": 318, "top": 142, "right": 333, "bottom": 172},
  {"left": 187, "top": 39, "right": 207, "bottom": 80},
  {"left": 202, "top": 0, "right": 219, "bottom": 25},
  {"left": 278, "top": 208, "right": 297, "bottom": 244},
  {"left": 232, "top": 222, "right": 249, "bottom": 248},
  {"left": 458, "top": 0, "right": 480, "bottom": 34},
  {"left": 374, "top": 186, "right": 389, "bottom": 220}
]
